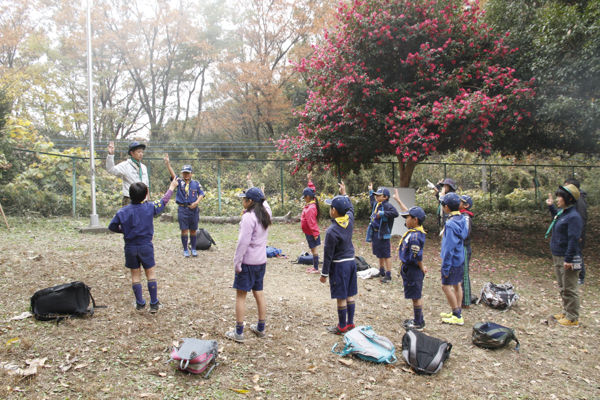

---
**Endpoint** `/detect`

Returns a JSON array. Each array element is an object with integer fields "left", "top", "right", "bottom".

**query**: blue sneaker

[
  {"left": 191, "top": 249, "right": 198, "bottom": 257},
  {"left": 183, "top": 249, "right": 190, "bottom": 257}
]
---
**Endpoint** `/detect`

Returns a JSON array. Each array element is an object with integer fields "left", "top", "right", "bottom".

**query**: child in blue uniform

[
  {"left": 438, "top": 192, "right": 469, "bottom": 326},
  {"left": 366, "top": 184, "right": 399, "bottom": 283},
  {"left": 459, "top": 195, "right": 474, "bottom": 308},
  {"left": 320, "top": 182, "right": 357, "bottom": 335},
  {"left": 164, "top": 155, "right": 205, "bottom": 257},
  {"left": 108, "top": 179, "right": 178, "bottom": 312}
]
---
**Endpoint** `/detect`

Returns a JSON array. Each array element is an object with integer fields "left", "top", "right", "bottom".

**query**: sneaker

[
  {"left": 578, "top": 279, "right": 585, "bottom": 285},
  {"left": 462, "top": 305, "right": 470, "bottom": 309},
  {"left": 326, "top": 324, "right": 350, "bottom": 335},
  {"left": 135, "top": 301, "right": 146, "bottom": 311},
  {"left": 402, "top": 319, "right": 426, "bottom": 331},
  {"left": 305, "top": 268, "right": 320, "bottom": 274},
  {"left": 557, "top": 318, "right": 579, "bottom": 327},
  {"left": 440, "top": 311, "right": 453, "bottom": 318},
  {"left": 191, "top": 249, "right": 198, "bottom": 257},
  {"left": 552, "top": 313, "right": 566, "bottom": 321},
  {"left": 346, "top": 324, "right": 356, "bottom": 331},
  {"left": 225, "top": 330, "right": 246, "bottom": 343},
  {"left": 149, "top": 301, "right": 162, "bottom": 313},
  {"left": 380, "top": 276, "right": 392, "bottom": 284},
  {"left": 470, "top": 295, "right": 479, "bottom": 304},
  {"left": 183, "top": 249, "right": 190, "bottom": 257},
  {"left": 442, "top": 315, "right": 464, "bottom": 325},
  {"left": 249, "top": 324, "right": 266, "bottom": 338}
]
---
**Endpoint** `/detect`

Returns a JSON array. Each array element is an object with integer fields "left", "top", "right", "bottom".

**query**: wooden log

[{"left": 198, "top": 211, "right": 300, "bottom": 224}]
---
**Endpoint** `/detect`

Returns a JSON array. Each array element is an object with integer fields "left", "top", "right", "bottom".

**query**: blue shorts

[
  {"left": 372, "top": 234, "right": 391, "bottom": 259},
  {"left": 233, "top": 263, "right": 266, "bottom": 292},
  {"left": 124, "top": 244, "right": 155, "bottom": 270},
  {"left": 441, "top": 265, "right": 464, "bottom": 286},
  {"left": 305, "top": 234, "right": 321, "bottom": 249},
  {"left": 178, "top": 206, "right": 199, "bottom": 230},
  {"left": 329, "top": 260, "right": 358, "bottom": 299},
  {"left": 401, "top": 263, "right": 424, "bottom": 299}
]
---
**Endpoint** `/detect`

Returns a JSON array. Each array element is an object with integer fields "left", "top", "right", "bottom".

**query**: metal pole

[
  {"left": 72, "top": 158, "right": 77, "bottom": 217},
  {"left": 280, "top": 161, "right": 284, "bottom": 208},
  {"left": 392, "top": 163, "right": 395, "bottom": 187},
  {"left": 489, "top": 165, "right": 492, "bottom": 209},
  {"left": 217, "top": 160, "right": 222, "bottom": 214},
  {"left": 572, "top": 166, "right": 575, "bottom": 179},
  {"left": 534, "top": 166, "right": 538, "bottom": 206},
  {"left": 86, "top": 0, "right": 99, "bottom": 227},
  {"left": 444, "top": 163, "right": 447, "bottom": 179},
  {"left": 337, "top": 160, "right": 341, "bottom": 183},
  {"left": 147, "top": 162, "right": 151, "bottom": 196}
]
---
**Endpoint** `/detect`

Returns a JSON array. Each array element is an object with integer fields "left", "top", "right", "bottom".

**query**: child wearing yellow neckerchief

[
  {"left": 438, "top": 192, "right": 469, "bottom": 326},
  {"left": 392, "top": 193, "right": 428, "bottom": 332},
  {"left": 300, "top": 172, "right": 322, "bottom": 274},
  {"left": 366, "top": 183, "right": 399, "bottom": 283},
  {"left": 319, "top": 182, "right": 358, "bottom": 335}
]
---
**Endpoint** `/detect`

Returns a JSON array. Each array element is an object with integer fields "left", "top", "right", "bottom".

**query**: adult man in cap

[{"left": 106, "top": 141, "right": 150, "bottom": 206}]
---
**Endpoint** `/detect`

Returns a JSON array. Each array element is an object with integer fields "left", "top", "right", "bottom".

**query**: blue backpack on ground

[
  {"left": 291, "top": 252, "right": 313, "bottom": 265},
  {"left": 266, "top": 246, "right": 284, "bottom": 258},
  {"left": 332, "top": 326, "right": 397, "bottom": 364}
]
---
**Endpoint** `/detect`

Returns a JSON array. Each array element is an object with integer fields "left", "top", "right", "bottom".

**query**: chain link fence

[{"left": 1, "top": 148, "right": 598, "bottom": 218}]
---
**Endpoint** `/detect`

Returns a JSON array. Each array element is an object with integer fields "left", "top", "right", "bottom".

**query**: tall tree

[{"left": 279, "top": 0, "right": 535, "bottom": 186}]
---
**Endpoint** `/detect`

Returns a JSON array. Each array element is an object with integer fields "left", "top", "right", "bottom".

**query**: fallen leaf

[
  {"left": 254, "top": 385, "right": 265, "bottom": 392},
  {"left": 369, "top": 376, "right": 376, "bottom": 382},
  {"left": 252, "top": 374, "right": 260, "bottom": 383},
  {"left": 583, "top": 378, "right": 591, "bottom": 384},
  {"left": 60, "top": 381, "right": 70, "bottom": 388},
  {"left": 287, "top": 347, "right": 295, "bottom": 351},
  {"left": 339, "top": 395, "right": 346, "bottom": 400},
  {"left": 285, "top": 326, "right": 289, "bottom": 331},
  {"left": 305, "top": 349, "right": 309, "bottom": 354},
  {"left": 101, "top": 348, "right": 108, "bottom": 352},
  {"left": 74, "top": 364, "right": 88, "bottom": 370},
  {"left": 158, "top": 373, "right": 167, "bottom": 377},
  {"left": 172, "top": 341, "right": 179, "bottom": 347},
  {"left": 153, "top": 357, "right": 160, "bottom": 361},
  {"left": 381, "top": 304, "right": 388, "bottom": 309},
  {"left": 401, "top": 367, "right": 415, "bottom": 374},
  {"left": 140, "top": 394, "right": 155, "bottom": 398},
  {"left": 6, "top": 312, "right": 32, "bottom": 322},
  {"left": 5, "top": 338, "right": 19, "bottom": 346},
  {"left": 230, "top": 389, "right": 250, "bottom": 394}
]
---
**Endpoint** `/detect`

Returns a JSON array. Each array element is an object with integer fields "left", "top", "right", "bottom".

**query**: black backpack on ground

[
  {"left": 194, "top": 228, "right": 217, "bottom": 250},
  {"left": 355, "top": 256, "right": 370, "bottom": 272},
  {"left": 30, "top": 281, "right": 104, "bottom": 323},
  {"left": 401, "top": 329, "right": 452, "bottom": 375},
  {"left": 472, "top": 322, "right": 520, "bottom": 351}
]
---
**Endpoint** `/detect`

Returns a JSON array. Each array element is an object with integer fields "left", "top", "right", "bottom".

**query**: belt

[{"left": 333, "top": 258, "right": 354, "bottom": 263}]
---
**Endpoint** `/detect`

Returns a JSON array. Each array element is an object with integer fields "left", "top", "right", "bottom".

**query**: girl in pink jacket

[
  {"left": 301, "top": 173, "right": 321, "bottom": 274},
  {"left": 225, "top": 187, "right": 272, "bottom": 343}
]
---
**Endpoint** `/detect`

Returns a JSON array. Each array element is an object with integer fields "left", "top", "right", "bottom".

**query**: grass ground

[{"left": 0, "top": 207, "right": 599, "bottom": 399}]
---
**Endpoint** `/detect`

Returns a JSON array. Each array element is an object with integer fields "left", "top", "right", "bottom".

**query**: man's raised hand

[
  {"left": 546, "top": 193, "right": 554, "bottom": 206},
  {"left": 108, "top": 141, "right": 115, "bottom": 155}
]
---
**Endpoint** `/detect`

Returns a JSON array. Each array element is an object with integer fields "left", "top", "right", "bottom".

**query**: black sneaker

[
  {"left": 402, "top": 319, "right": 426, "bottom": 331},
  {"left": 149, "top": 301, "right": 162, "bottom": 313},
  {"left": 380, "top": 276, "right": 392, "bottom": 283},
  {"left": 579, "top": 279, "right": 585, "bottom": 285},
  {"left": 135, "top": 301, "right": 146, "bottom": 311}
]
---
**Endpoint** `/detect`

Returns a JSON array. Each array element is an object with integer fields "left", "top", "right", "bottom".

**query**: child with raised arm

[
  {"left": 164, "top": 154, "right": 205, "bottom": 257},
  {"left": 320, "top": 182, "right": 357, "bottom": 334},
  {"left": 301, "top": 172, "right": 322, "bottom": 274},
  {"left": 108, "top": 179, "right": 178, "bottom": 313},
  {"left": 438, "top": 192, "right": 469, "bottom": 326},
  {"left": 226, "top": 187, "right": 272, "bottom": 343},
  {"left": 366, "top": 183, "right": 399, "bottom": 283},
  {"left": 392, "top": 189, "right": 428, "bottom": 331}
]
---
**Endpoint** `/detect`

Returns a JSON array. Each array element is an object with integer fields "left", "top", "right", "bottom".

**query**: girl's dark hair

[
  {"left": 247, "top": 199, "right": 272, "bottom": 229},
  {"left": 130, "top": 182, "right": 148, "bottom": 203},
  {"left": 311, "top": 195, "right": 321, "bottom": 220},
  {"left": 555, "top": 187, "right": 575, "bottom": 206}
]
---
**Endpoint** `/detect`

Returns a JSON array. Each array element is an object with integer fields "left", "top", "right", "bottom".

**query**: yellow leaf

[
  {"left": 5, "top": 338, "right": 20, "bottom": 346},
  {"left": 230, "top": 388, "right": 250, "bottom": 394}
]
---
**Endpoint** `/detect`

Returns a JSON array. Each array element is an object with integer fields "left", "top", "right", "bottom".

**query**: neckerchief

[
  {"left": 440, "top": 211, "right": 462, "bottom": 237},
  {"left": 372, "top": 202, "right": 382, "bottom": 221},
  {"left": 183, "top": 179, "right": 190, "bottom": 196},
  {"left": 305, "top": 200, "right": 316, "bottom": 207},
  {"left": 397, "top": 226, "right": 426, "bottom": 251},
  {"left": 130, "top": 157, "right": 143, "bottom": 180},
  {"left": 335, "top": 215, "right": 350, "bottom": 228},
  {"left": 545, "top": 206, "right": 571, "bottom": 238}
]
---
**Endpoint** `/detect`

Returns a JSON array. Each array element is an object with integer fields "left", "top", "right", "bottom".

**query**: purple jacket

[{"left": 233, "top": 201, "right": 272, "bottom": 272}]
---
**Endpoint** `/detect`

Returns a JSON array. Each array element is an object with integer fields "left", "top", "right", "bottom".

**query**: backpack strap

[
  {"left": 89, "top": 292, "right": 107, "bottom": 309},
  {"left": 331, "top": 342, "right": 353, "bottom": 357}
]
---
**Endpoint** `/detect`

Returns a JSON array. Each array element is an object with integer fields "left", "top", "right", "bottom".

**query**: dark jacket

[
  {"left": 575, "top": 189, "right": 588, "bottom": 249},
  {"left": 548, "top": 205, "right": 583, "bottom": 263},
  {"left": 321, "top": 200, "right": 355, "bottom": 277},
  {"left": 460, "top": 210, "right": 473, "bottom": 247},
  {"left": 368, "top": 192, "right": 399, "bottom": 239}
]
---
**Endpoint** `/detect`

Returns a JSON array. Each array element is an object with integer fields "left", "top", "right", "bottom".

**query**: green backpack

[{"left": 472, "top": 322, "right": 520, "bottom": 351}]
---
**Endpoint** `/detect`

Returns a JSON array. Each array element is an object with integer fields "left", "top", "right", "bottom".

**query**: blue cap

[
  {"left": 181, "top": 165, "right": 193, "bottom": 173},
  {"left": 324, "top": 195, "right": 351, "bottom": 212},
  {"left": 128, "top": 141, "right": 146, "bottom": 154},
  {"left": 374, "top": 187, "right": 390, "bottom": 198},
  {"left": 238, "top": 187, "right": 265, "bottom": 203},
  {"left": 460, "top": 195, "right": 473, "bottom": 209},
  {"left": 400, "top": 206, "right": 426, "bottom": 221},
  {"left": 301, "top": 187, "right": 316, "bottom": 198},
  {"left": 441, "top": 178, "right": 456, "bottom": 190},
  {"left": 440, "top": 192, "right": 461, "bottom": 208}
]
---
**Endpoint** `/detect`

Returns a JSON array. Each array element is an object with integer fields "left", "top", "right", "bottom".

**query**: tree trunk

[{"left": 396, "top": 156, "right": 418, "bottom": 187}]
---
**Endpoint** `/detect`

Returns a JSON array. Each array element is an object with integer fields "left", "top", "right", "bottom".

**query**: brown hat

[{"left": 560, "top": 184, "right": 580, "bottom": 201}]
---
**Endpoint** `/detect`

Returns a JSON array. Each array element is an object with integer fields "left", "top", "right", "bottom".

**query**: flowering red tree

[{"left": 278, "top": 0, "right": 535, "bottom": 186}]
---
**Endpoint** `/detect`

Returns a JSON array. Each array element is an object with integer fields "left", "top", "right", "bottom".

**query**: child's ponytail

[
  {"left": 248, "top": 199, "right": 272, "bottom": 230},
  {"left": 313, "top": 196, "right": 321, "bottom": 220}
]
